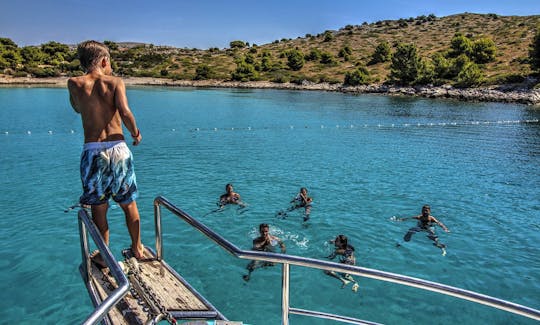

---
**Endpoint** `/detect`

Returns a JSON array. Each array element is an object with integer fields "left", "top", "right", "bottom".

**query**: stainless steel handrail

[
  {"left": 153, "top": 196, "right": 540, "bottom": 324},
  {"left": 78, "top": 208, "right": 130, "bottom": 325}
]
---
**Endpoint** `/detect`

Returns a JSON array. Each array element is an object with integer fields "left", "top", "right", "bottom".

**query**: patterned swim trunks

[{"left": 79, "top": 140, "right": 138, "bottom": 205}]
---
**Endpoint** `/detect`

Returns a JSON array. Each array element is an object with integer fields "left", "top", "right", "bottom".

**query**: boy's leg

[
  {"left": 119, "top": 200, "right": 144, "bottom": 259},
  {"left": 91, "top": 202, "right": 110, "bottom": 245},
  {"left": 404, "top": 227, "right": 419, "bottom": 242}
]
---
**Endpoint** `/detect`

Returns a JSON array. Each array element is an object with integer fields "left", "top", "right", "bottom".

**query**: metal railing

[
  {"left": 78, "top": 208, "right": 130, "bottom": 325},
  {"left": 154, "top": 195, "right": 540, "bottom": 325}
]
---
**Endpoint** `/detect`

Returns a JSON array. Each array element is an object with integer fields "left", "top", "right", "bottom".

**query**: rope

[{"left": 2, "top": 119, "right": 538, "bottom": 136}]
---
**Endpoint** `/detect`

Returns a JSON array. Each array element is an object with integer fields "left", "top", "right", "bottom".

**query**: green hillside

[{"left": 2, "top": 13, "right": 540, "bottom": 87}]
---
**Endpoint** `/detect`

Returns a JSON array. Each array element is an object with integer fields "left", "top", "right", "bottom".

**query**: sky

[{"left": 1, "top": 0, "right": 539, "bottom": 49}]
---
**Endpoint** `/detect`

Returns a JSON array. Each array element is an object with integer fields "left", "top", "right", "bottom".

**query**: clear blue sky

[{"left": 2, "top": 0, "right": 539, "bottom": 49}]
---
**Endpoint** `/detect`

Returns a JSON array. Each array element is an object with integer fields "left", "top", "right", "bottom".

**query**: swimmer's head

[
  {"left": 259, "top": 223, "right": 270, "bottom": 234},
  {"left": 225, "top": 183, "right": 233, "bottom": 192},
  {"left": 422, "top": 205, "right": 431, "bottom": 216},
  {"left": 300, "top": 187, "right": 308, "bottom": 194},
  {"left": 334, "top": 234, "right": 348, "bottom": 248}
]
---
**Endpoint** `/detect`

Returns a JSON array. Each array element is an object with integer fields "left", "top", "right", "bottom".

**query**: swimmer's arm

[
  {"left": 432, "top": 217, "right": 450, "bottom": 232},
  {"left": 397, "top": 216, "right": 415, "bottom": 221},
  {"left": 114, "top": 79, "right": 141, "bottom": 145},
  {"left": 278, "top": 239, "right": 286, "bottom": 253}
]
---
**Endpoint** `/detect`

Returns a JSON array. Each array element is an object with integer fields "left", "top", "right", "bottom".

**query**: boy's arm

[
  {"left": 432, "top": 216, "right": 450, "bottom": 232},
  {"left": 114, "top": 78, "right": 141, "bottom": 145},
  {"left": 67, "top": 79, "right": 80, "bottom": 113}
]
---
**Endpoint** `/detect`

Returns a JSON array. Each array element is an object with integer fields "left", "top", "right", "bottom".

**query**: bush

[
  {"left": 231, "top": 62, "right": 259, "bottom": 81},
  {"left": 194, "top": 64, "right": 215, "bottom": 80},
  {"left": 229, "top": 40, "right": 246, "bottom": 49},
  {"left": 344, "top": 66, "right": 371, "bottom": 86},
  {"left": 389, "top": 43, "right": 421, "bottom": 85},
  {"left": 285, "top": 49, "right": 304, "bottom": 71},
  {"left": 471, "top": 38, "right": 496, "bottom": 63},
  {"left": 306, "top": 48, "right": 321, "bottom": 61},
  {"left": 455, "top": 62, "right": 483, "bottom": 87},
  {"left": 369, "top": 41, "right": 392, "bottom": 64},
  {"left": 320, "top": 52, "right": 336, "bottom": 65}
]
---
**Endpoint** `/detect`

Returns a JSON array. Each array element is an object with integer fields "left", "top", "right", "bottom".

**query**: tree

[
  {"left": 20, "top": 46, "right": 46, "bottom": 64},
  {"left": 231, "top": 62, "right": 258, "bottom": 81},
  {"left": 306, "top": 48, "right": 321, "bottom": 61},
  {"left": 338, "top": 46, "right": 352, "bottom": 61},
  {"left": 529, "top": 25, "right": 540, "bottom": 72},
  {"left": 370, "top": 41, "right": 392, "bottom": 64},
  {"left": 285, "top": 49, "right": 304, "bottom": 71},
  {"left": 194, "top": 64, "right": 215, "bottom": 80},
  {"left": 323, "top": 31, "right": 334, "bottom": 42},
  {"left": 456, "top": 62, "right": 483, "bottom": 87},
  {"left": 104, "top": 40, "right": 119, "bottom": 51},
  {"left": 471, "top": 38, "right": 496, "bottom": 63},
  {"left": 389, "top": 43, "right": 421, "bottom": 85},
  {"left": 431, "top": 52, "right": 451, "bottom": 80},
  {"left": 229, "top": 40, "right": 246, "bottom": 49},
  {"left": 344, "top": 66, "right": 371, "bottom": 86},
  {"left": 320, "top": 52, "right": 336, "bottom": 65},
  {"left": 0, "top": 38, "right": 18, "bottom": 50},
  {"left": 449, "top": 33, "right": 473, "bottom": 58}
]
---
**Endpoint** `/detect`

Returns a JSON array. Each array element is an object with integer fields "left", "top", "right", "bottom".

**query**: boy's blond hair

[{"left": 77, "top": 40, "right": 110, "bottom": 72}]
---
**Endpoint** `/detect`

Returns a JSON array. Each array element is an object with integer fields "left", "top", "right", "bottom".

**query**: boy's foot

[
  {"left": 352, "top": 283, "right": 359, "bottom": 292},
  {"left": 441, "top": 247, "right": 447, "bottom": 256},
  {"left": 242, "top": 275, "right": 250, "bottom": 282},
  {"left": 344, "top": 274, "right": 354, "bottom": 282},
  {"left": 90, "top": 250, "right": 107, "bottom": 269},
  {"left": 132, "top": 244, "right": 145, "bottom": 260},
  {"left": 340, "top": 279, "right": 351, "bottom": 288}
]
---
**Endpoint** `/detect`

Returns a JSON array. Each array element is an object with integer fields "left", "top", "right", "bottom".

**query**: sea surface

[{"left": 0, "top": 86, "right": 539, "bottom": 325}]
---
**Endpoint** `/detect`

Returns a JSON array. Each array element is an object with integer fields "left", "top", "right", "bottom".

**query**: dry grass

[{"left": 124, "top": 13, "right": 540, "bottom": 84}]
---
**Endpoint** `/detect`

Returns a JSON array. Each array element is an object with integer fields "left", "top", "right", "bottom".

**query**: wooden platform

[{"left": 87, "top": 247, "right": 223, "bottom": 325}]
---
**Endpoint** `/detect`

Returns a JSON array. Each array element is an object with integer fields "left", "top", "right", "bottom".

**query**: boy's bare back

[{"left": 68, "top": 42, "right": 140, "bottom": 145}]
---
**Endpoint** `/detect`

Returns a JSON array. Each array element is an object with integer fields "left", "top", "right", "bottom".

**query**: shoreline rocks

[{"left": 1, "top": 76, "right": 539, "bottom": 105}]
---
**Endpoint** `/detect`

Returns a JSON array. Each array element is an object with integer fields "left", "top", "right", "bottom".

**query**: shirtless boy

[
  {"left": 243, "top": 223, "right": 286, "bottom": 281},
  {"left": 398, "top": 205, "right": 450, "bottom": 255},
  {"left": 68, "top": 40, "right": 144, "bottom": 259}
]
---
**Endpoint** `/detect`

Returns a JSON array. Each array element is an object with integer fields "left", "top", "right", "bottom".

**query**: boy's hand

[{"left": 131, "top": 130, "right": 141, "bottom": 146}]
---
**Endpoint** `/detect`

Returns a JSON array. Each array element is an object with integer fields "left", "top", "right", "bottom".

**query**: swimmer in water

[
  {"left": 218, "top": 183, "right": 246, "bottom": 208},
  {"left": 276, "top": 187, "right": 313, "bottom": 222},
  {"left": 243, "top": 223, "right": 286, "bottom": 282},
  {"left": 397, "top": 205, "right": 450, "bottom": 256},
  {"left": 325, "top": 235, "right": 359, "bottom": 292}
]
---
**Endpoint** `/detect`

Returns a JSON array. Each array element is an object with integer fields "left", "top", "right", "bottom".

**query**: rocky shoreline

[{"left": 1, "top": 76, "right": 539, "bottom": 105}]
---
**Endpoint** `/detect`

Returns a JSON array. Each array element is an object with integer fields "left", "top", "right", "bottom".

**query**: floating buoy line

[{"left": 2, "top": 119, "right": 539, "bottom": 136}]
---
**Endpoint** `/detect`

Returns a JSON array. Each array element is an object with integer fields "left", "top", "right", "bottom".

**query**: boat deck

[{"left": 86, "top": 247, "right": 230, "bottom": 324}]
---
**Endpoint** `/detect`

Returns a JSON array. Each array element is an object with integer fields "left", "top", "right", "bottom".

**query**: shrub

[
  {"left": 229, "top": 40, "right": 246, "bottom": 49},
  {"left": 369, "top": 41, "right": 392, "bottom": 64},
  {"left": 194, "top": 64, "right": 215, "bottom": 80},
  {"left": 389, "top": 43, "right": 421, "bottom": 85},
  {"left": 455, "top": 62, "right": 483, "bottom": 87},
  {"left": 285, "top": 49, "right": 304, "bottom": 71},
  {"left": 306, "top": 48, "right": 322, "bottom": 61},
  {"left": 231, "top": 62, "right": 259, "bottom": 81},
  {"left": 471, "top": 38, "right": 496, "bottom": 63},
  {"left": 344, "top": 66, "right": 371, "bottom": 86}
]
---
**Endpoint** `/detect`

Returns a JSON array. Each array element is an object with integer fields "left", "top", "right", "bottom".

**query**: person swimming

[
  {"left": 325, "top": 235, "right": 359, "bottom": 292},
  {"left": 276, "top": 187, "right": 313, "bottom": 222},
  {"left": 243, "top": 223, "right": 286, "bottom": 282},
  {"left": 396, "top": 205, "right": 450, "bottom": 256}
]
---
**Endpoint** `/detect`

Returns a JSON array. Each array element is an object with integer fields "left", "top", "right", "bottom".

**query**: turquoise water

[{"left": 0, "top": 87, "right": 539, "bottom": 325}]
